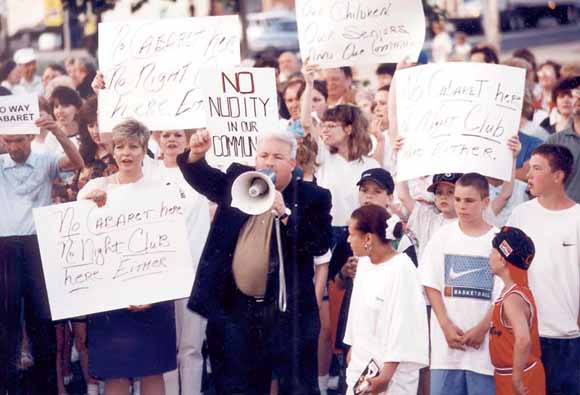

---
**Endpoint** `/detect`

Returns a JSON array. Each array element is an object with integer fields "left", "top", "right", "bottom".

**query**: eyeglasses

[{"left": 321, "top": 122, "right": 342, "bottom": 130}]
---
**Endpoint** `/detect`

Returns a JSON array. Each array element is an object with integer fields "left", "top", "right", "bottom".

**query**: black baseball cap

[
  {"left": 492, "top": 226, "right": 535, "bottom": 270},
  {"left": 357, "top": 168, "right": 395, "bottom": 194},
  {"left": 427, "top": 173, "right": 463, "bottom": 193}
]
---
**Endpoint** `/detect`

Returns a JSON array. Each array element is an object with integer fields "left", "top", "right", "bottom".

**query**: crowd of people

[{"left": 0, "top": 19, "right": 579, "bottom": 395}]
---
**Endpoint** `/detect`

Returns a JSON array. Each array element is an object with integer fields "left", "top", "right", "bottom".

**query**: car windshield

[{"left": 272, "top": 20, "right": 297, "bottom": 32}]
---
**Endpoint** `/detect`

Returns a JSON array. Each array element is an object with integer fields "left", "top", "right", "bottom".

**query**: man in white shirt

[
  {"left": 507, "top": 144, "right": 580, "bottom": 395},
  {"left": 0, "top": 114, "right": 84, "bottom": 394},
  {"left": 12, "top": 48, "right": 44, "bottom": 97}
]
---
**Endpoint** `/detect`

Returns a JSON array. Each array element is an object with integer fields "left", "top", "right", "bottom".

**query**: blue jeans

[
  {"left": 540, "top": 336, "right": 580, "bottom": 395},
  {"left": 430, "top": 369, "right": 495, "bottom": 395}
]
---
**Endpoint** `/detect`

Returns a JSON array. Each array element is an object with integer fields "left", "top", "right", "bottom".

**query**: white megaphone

[{"left": 231, "top": 168, "right": 277, "bottom": 215}]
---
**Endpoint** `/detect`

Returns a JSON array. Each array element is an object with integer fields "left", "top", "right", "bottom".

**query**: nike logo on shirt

[
  {"left": 563, "top": 242, "right": 575, "bottom": 247},
  {"left": 449, "top": 267, "right": 487, "bottom": 280}
]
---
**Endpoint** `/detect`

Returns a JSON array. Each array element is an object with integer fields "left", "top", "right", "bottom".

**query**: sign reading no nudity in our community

[
  {"left": 0, "top": 94, "right": 39, "bottom": 134},
  {"left": 200, "top": 67, "right": 279, "bottom": 167}
]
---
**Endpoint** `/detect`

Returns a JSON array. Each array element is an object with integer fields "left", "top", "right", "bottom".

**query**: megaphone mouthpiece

[
  {"left": 231, "top": 169, "right": 277, "bottom": 215},
  {"left": 248, "top": 178, "right": 268, "bottom": 198}
]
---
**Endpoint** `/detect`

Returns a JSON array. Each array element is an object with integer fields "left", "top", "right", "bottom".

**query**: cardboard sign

[
  {"left": 33, "top": 191, "right": 195, "bottom": 320},
  {"left": 200, "top": 67, "right": 279, "bottom": 167},
  {"left": 396, "top": 63, "right": 526, "bottom": 182},
  {"left": 0, "top": 94, "right": 39, "bottom": 134},
  {"left": 98, "top": 16, "right": 241, "bottom": 132},
  {"left": 296, "top": 0, "right": 426, "bottom": 68}
]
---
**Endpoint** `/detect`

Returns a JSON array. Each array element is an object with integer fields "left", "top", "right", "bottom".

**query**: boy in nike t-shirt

[{"left": 420, "top": 173, "right": 503, "bottom": 395}]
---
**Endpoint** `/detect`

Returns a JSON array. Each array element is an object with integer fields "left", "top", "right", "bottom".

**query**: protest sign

[
  {"left": 395, "top": 63, "right": 526, "bottom": 182},
  {"left": 33, "top": 190, "right": 194, "bottom": 320},
  {"left": 0, "top": 94, "right": 39, "bottom": 134},
  {"left": 98, "top": 16, "right": 241, "bottom": 132},
  {"left": 295, "top": 0, "right": 426, "bottom": 68},
  {"left": 200, "top": 67, "right": 279, "bottom": 167}
]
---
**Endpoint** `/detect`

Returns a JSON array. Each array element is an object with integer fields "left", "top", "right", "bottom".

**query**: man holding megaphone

[{"left": 177, "top": 129, "right": 333, "bottom": 395}]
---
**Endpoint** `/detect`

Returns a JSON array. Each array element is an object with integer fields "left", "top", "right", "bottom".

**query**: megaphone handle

[{"left": 274, "top": 216, "right": 287, "bottom": 313}]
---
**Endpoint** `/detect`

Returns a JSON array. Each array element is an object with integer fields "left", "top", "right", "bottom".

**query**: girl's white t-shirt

[{"left": 344, "top": 254, "right": 428, "bottom": 394}]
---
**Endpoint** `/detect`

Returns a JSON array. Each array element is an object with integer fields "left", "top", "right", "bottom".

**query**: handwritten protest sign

[
  {"left": 0, "top": 94, "right": 39, "bottom": 134},
  {"left": 200, "top": 67, "right": 279, "bottom": 167},
  {"left": 296, "top": 0, "right": 426, "bottom": 68},
  {"left": 396, "top": 63, "right": 526, "bottom": 182},
  {"left": 98, "top": 16, "right": 241, "bottom": 132},
  {"left": 33, "top": 191, "right": 194, "bottom": 320}
]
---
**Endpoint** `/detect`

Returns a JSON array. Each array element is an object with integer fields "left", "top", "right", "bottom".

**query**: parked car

[
  {"left": 433, "top": 0, "right": 580, "bottom": 33},
  {"left": 246, "top": 11, "right": 300, "bottom": 54}
]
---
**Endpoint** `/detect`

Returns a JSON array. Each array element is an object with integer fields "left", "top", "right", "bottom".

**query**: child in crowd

[
  {"left": 397, "top": 136, "right": 521, "bottom": 257},
  {"left": 452, "top": 32, "right": 472, "bottom": 62},
  {"left": 420, "top": 173, "right": 503, "bottom": 395},
  {"left": 344, "top": 204, "right": 428, "bottom": 394},
  {"left": 331, "top": 168, "right": 415, "bottom": 357},
  {"left": 489, "top": 226, "right": 546, "bottom": 395},
  {"left": 507, "top": 144, "right": 580, "bottom": 394}
]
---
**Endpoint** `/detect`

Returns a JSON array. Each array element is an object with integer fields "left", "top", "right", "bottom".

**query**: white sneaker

[
  {"left": 132, "top": 379, "right": 141, "bottom": 395},
  {"left": 87, "top": 383, "right": 99, "bottom": 395}
]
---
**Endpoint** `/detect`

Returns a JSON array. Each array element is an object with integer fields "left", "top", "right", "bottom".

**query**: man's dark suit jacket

[{"left": 177, "top": 154, "right": 333, "bottom": 320}]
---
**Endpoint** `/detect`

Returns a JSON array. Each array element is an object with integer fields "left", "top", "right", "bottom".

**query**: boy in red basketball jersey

[{"left": 489, "top": 226, "right": 546, "bottom": 395}]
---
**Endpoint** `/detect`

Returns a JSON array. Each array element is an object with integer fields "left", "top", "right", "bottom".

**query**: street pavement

[{"left": 481, "top": 20, "right": 580, "bottom": 62}]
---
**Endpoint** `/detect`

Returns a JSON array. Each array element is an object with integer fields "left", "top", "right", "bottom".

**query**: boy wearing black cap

[
  {"left": 398, "top": 172, "right": 462, "bottom": 260},
  {"left": 489, "top": 227, "right": 546, "bottom": 395},
  {"left": 331, "top": 168, "right": 410, "bottom": 352},
  {"left": 357, "top": 168, "right": 396, "bottom": 208},
  {"left": 356, "top": 168, "right": 414, "bottom": 260},
  {"left": 332, "top": 168, "right": 410, "bottom": 296}
]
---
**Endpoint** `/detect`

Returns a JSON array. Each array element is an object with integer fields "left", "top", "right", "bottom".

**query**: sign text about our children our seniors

[
  {"left": 0, "top": 94, "right": 39, "bottom": 134},
  {"left": 296, "top": 0, "right": 426, "bottom": 68},
  {"left": 200, "top": 67, "right": 279, "bottom": 167},
  {"left": 396, "top": 63, "right": 526, "bottom": 182},
  {"left": 33, "top": 192, "right": 194, "bottom": 320},
  {"left": 97, "top": 16, "right": 241, "bottom": 132}
]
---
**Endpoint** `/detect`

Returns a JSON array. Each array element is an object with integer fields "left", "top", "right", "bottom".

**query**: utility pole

[
  {"left": 482, "top": 0, "right": 501, "bottom": 51},
  {"left": 238, "top": 0, "right": 249, "bottom": 59},
  {"left": 63, "top": 8, "right": 71, "bottom": 53}
]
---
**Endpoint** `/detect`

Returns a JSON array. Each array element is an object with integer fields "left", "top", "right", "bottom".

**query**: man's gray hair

[
  {"left": 258, "top": 130, "right": 297, "bottom": 159},
  {"left": 75, "top": 55, "right": 96, "bottom": 74},
  {"left": 112, "top": 119, "right": 150, "bottom": 150}
]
